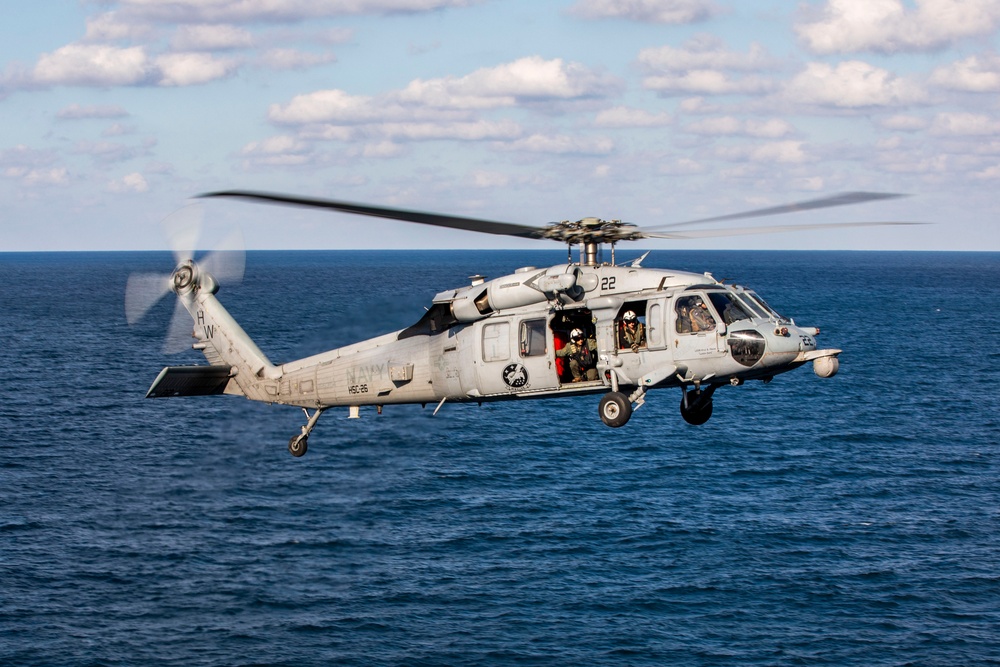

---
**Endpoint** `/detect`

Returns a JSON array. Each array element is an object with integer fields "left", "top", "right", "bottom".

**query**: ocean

[{"left": 2, "top": 249, "right": 999, "bottom": 666}]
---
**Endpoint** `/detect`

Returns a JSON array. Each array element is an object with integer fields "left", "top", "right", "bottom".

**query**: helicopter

[{"left": 126, "top": 190, "right": 915, "bottom": 456}]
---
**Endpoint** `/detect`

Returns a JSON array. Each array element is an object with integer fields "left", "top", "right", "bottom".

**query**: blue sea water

[{"left": 1, "top": 249, "right": 999, "bottom": 666}]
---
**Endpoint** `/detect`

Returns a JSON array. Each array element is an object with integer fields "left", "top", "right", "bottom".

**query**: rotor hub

[
  {"left": 172, "top": 263, "right": 196, "bottom": 294},
  {"left": 541, "top": 218, "right": 643, "bottom": 245}
]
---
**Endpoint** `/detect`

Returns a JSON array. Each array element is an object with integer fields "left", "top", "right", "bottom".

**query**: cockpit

[{"left": 675, "top": 286, "right": 789, "bottom": 334}]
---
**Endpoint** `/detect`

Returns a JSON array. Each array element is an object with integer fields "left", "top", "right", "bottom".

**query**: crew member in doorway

[
  {"left": 618, "top": 310, "right": 646, "bottom": 352},
  {"left": 557, "top": 328, "right": 598, "bottom": 382}
]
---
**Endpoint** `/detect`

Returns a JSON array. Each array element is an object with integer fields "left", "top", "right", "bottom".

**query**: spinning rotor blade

[
  {"left": 125, "top": 272, "right": 172, "bottom": 325},
  {"left": 647, "top": 191, "right": 908, "bottom": 231},
  {"left": 126, "top": 202, "right": 245, "bottom": 355},
  {"left": 644, "top": 220, "right": 926, "bottom": 240},
  {"left": 163, "top": 299, "right": 195, "bottom": 355},
  {"left": 199, "top": 190, "right": 546, "bottom": 240},
  {"left": 199, "top": 227, "right": 246, "bottom": 284},
  {"left": 163, "top": 204, "right": 205, "bottom": 263}
]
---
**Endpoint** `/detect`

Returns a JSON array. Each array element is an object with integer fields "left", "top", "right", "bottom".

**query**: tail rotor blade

[
  {"left": 125, "top": 272, "right": 172, "bottom": 325},
  {"left": 163, "top": 204, "right": 205, "bottom": 264},
  {"left": 200, "top": 227, "right": 245, "bottom": 285},
  {"left": 163, "top": 298, "right": 195, "bottom": 354}
]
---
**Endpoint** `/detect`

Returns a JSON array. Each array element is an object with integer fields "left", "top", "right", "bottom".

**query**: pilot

[
  {"left": 676, "top": 303, "right": 693, "bottom": 333},
  {"left": 619, "top": 310, "right": 645, "bottom": 352},
  {"left": 689, "top": 297, "right": 716, "bottom": 332},
  {"left": 556, "top": 328, "right": 598, "bottom": 382}
]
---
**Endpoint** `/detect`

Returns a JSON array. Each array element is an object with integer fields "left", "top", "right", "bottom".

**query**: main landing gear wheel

[
  {"left": 680, "top": 389, "right": 713, "bottom": 426},
  {"left": 599, "top": 392, "right": 632, "bottom": 428},
  {"left": 288, "top": 435, "right": 308, "bottom": 457}
]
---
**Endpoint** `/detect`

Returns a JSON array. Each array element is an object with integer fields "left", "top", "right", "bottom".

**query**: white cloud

[
  {"left": 569, "top": 0, "right": 720, "bottom": 23},
  {"left": 714, "top": 140, "right": 810, "bottom": 164},
  {"left": 101, "top": 123, "right": 135, "bottom": 137},
  {"left": 257, "top": 49, "right": 336, "bottom": 70},
  {"left": 360, "top": 141, "right": 404, "bottom": 158},
  {"left": 266, "top": 56, "right": 615, "bottom": 154},
  {"left": 594, "top": 106, "right": 671, "bottom": 127},
  {"left": 170, "top": 24, "right": 254, "bottom": 51},
  {"left": 107, "top": 172, "right": 149, "bottom": 192},
  {"left": 497, "top": 134, "right": 615, "bottom": 155},
  {"left": 784, "top": 61, "right": 927, "bottom": 108},
  {"left": 878, "top": 114, "right": 929, "bottom": 131},
  {"left": 637, "top": 36, "right": 778, "bottom": 95},
  {"left": 116, "top": 0, "right": 478, "bottom": 23},
  {"left": 379, "top": 120, "right": 522, "bottom": 141},
  {"left": 929, "top": 54, "right": 1000, "bottom": 92},
  {"left": 471, "top": 171, "right": 511, "bottom": 188},
  {"left": 974, "top": 164, "right": 1000, "bottom": 179},
  {"left": 657, "top": 157, "right": 706, "bottom": 174},
  {"left": 678, "top": 97, "right": 720, "bottom": 114},
  {"left": 155, "top": 52, "right": 239, "bottom": 86},
  {"left": 796, "top": 0, "right": 1000, "bottom": 54},
  {"left": 33, "top": 44, "right": 151, "bottom": 86},
  {"left": 930, "top": 112, "right": 1000, "bottom": 135},
  {"left": 398, "top": 56, "right": 618, "bottom": 109},
  {"left": 56, "top": 104, "right": 130, "bottom": 120},
  {"left": 239, "top": 135, "right": 315, "bottom": 167},
  {"left": 685, "top": 116, "right": 794, "bottom": 138},
  {"left": 2, "top": 165, "right": 70, "bottom": 186},
  {"left": 73, "top": 139, "right": 152, "bottom": 164},
  {"left": 84, "top": 11, "right": 152, "bottom": 42}
]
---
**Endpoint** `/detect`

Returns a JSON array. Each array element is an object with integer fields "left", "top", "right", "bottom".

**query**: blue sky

[{"left": 2, "top": 0, "right": 999, "bottom": 251}]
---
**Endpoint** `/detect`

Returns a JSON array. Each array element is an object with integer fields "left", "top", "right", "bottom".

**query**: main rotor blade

[
  {"left": 199, "top": 190, "right": 547, "bottom": 240},
  {"left": 643, "top": 220, "right": 925, "bottom": 240},
  {"left": 648, "top": 192, "right": 908, "bottom": 231},
  {"left": 125, "top": 272, "right": 171, "bottom": 325}
]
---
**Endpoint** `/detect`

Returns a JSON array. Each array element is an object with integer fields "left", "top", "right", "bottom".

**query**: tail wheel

[
  {"left": 599, "top": 392, "right": 632, "bottom": 428},
  {"left": 288, "top": 435, "right": 308, "bottom": 457}
]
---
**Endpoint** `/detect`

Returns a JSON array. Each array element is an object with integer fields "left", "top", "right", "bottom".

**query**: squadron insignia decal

[{"left": 502, "top": 363, "right": 529, "bottom": 389}]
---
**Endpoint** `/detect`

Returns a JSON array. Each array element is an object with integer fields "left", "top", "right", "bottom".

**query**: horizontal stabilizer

[{"left": 146, "top": 365, "right": 234, "bottom": 398}]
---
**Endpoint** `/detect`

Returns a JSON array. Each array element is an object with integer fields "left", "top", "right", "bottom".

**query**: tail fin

[{"left": 172, "top": 262, "right": 279, "bottom": 398}]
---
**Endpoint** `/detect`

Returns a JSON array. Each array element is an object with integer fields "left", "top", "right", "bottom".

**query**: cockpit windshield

[
  {"left": 745, "top": 291, "right": 788, "bottom": 322},
  {"left": 706, "top": 292, "right": 753, "bottom": 325}
]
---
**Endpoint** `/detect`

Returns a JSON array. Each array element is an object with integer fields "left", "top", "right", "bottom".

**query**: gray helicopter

[{"left": 126, "top": 191, "right": 914, "bottom": 456}]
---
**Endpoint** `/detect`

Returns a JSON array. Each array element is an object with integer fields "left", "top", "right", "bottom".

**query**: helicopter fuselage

[{"left": 150, "top": 260, "right": 839, "bottom": 448}]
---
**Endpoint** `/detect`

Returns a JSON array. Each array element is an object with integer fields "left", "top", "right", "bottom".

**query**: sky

[{"left": 2, "top": 0, "right": 999, "bottom": 252}]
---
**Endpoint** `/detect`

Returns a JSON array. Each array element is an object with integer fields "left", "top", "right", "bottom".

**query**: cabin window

[
  {"left": 616, "top": 302, "right": 648, "bottom": 351},
  {"left": 482, "top": 322, "right": 510, "bottom": 362},
  {"left": 519, "top": 319, "right": 547, "bottom": 357}
]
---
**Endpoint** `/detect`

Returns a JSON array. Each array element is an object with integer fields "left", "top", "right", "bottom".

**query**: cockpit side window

[
  {"left": 675, "top": 295, "right": 716, "bottom": 333},
  {"left": 707, "top": 292, "right": 752, "bottom": 325}
]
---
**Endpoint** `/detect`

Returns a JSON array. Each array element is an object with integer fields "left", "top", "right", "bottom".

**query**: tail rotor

[{"left": 125, "top": 203, "right": 245, "bottom": 353}]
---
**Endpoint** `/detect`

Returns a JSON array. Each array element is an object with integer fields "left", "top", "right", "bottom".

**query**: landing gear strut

[
  {"left": 680, "top": 385, "right": 716, "bottom": 426},
  {"left": 599, "top": 391, "right": 632, "bottom": 428},
  {"left": 289, "top": 407, "right": 326, "bottom": 457}
]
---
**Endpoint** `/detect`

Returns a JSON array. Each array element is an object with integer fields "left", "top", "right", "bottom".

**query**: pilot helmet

[
  {"left": 570, "top": 328, "right": 584, "bottom": 340},
  {"left": 623, "top": 310, "right": 637, "bottom": 322}
]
